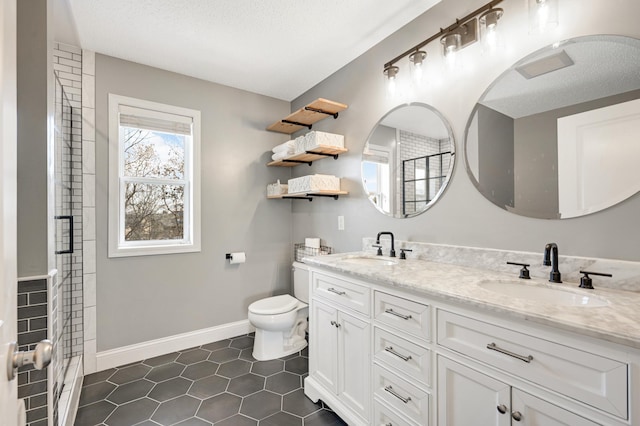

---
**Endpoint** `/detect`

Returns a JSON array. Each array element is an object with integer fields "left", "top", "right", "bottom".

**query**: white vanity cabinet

[
  {"left": 304, "top": 265, "right": 639, "bottom": 426},
  {"left": 305, "top": 271, "right": 371, "bottom": 426}
]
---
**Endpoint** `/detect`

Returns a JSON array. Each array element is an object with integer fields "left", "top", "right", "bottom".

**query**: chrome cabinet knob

[
  {"left": 496, "top": 404, "right": 507, "bottom": 414},
  {"left": 6, "top": 340, "right": 53, "bottom": 381},
  {"left": 512, "top": 411, "right": 523, "bottom": 421}
]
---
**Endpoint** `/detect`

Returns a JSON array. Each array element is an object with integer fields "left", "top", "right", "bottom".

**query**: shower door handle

[
  {"left": 55, "top": 215, "right": 74, "bottom": 254},
  {"left": 6, "top": 340, "right": 53, "bottom": 381}
]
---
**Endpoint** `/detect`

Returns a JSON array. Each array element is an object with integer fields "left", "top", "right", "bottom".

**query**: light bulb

[
  {"left": 409, "top": 50, "right": 426, "bottom": 84},
  {"left": 529, "top": 0, "right": 558, "bottom": 34},
  {"left": 480, "top": 8, "right": 504, "bottom": 54}
]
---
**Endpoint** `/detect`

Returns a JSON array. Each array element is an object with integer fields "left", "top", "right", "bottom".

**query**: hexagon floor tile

[{"left": 75, "top": 333, "right": 346, "bottom": 426}]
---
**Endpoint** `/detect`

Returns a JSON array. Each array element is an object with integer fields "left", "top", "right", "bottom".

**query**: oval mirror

[
  {"left": 362, "top": 103, "right": 455, "bottom": 218},
  {"left": 465, "top": 35, "right": 640, "bottom": 219}
]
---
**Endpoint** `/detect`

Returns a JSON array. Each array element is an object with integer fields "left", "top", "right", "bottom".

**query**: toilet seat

[{"left": 249, "top": 294, "right": 299, "bottom": 315}]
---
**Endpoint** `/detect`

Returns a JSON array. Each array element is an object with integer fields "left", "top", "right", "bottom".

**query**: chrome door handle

[
  {"left": 327, "top": 287, "right": 346, "bottom": 296},
  {"left": 6, "top": 340, "right": 53, "bottom": 381},
  {"left": 486, "top": 342, "right": 533, "bottom": 363},
  {"left": 384, "top": 308, "right": 412, "bottom": 320},
  {"left": 384, "top": 346, "right": 412, "bottom": 362},
  {"left": 384, "top": 385, "right": 411, "bottom": 404}
]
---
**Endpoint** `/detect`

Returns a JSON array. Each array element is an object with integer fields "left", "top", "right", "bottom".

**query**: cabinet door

[
  {"left": 438, "top": 356, "right": 510, "bottom": 426},
  {"left": 511, "top": 389, "right": 600, "bottom": 426},
  {"left": 310, "top": 300, "right": 338, "bottom": 393},
  {"left": 338, "top": 310, "right": 370, "bottom": 420}
]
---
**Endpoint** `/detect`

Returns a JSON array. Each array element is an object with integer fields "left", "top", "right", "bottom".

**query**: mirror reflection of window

[{"left": 362, "top": 103, "right": 455, "bottom": 218}]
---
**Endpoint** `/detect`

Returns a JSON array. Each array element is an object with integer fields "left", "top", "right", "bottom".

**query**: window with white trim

[{"left": 108, "top": 94, "right": 201, "bottom": 257}]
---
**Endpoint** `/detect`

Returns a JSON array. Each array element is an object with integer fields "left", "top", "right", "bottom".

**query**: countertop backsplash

[{"left": 362, "top": 238, "right": 640, "bottom": 293}]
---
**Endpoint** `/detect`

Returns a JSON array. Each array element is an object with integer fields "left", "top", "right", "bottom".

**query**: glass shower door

[{"left": 53, "top": 74, "right": 76, "bottom": 426}]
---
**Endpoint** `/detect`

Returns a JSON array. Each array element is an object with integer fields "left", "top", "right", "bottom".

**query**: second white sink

[
  {"left": 478, "top": 280, "right": 609, "bottom": 307},
  {"left": 340, "top": 256, "right": 398, "bottom": 266}
]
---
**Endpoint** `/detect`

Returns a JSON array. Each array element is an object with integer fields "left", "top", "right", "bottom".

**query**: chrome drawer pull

[
  {"left": 384, "top": 385, "right": 411, "bottom": 404},
  {"left": 384, "top": 308, "right": 412, "bottom": 320},
  {"left": 384, "top": 346, "right": 412, "bottom": 362},
  {"left": 486, "top": 342, "right": 533, "bottom": 363},
  {"left": 327, "top": 287, "right": 346, "bottom": 296}
]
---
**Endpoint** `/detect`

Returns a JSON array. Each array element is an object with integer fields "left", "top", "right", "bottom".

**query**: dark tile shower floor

[{"left": 74, "top": 334, "right": 346, "bottom": 426}]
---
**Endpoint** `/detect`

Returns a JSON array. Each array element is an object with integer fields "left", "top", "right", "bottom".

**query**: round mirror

[
  {"left": 465, "top": 35, "right": 640, "bottom": 219},
  {"left": 362, "top": 103, "right": 455, "bottom": 218}
]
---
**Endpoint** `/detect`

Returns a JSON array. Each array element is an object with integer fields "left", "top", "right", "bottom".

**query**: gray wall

[
  {"left": 513, "top": 110, "right": 559, "bottom": 218},
  {"left": 17, "top": 0, "right": 53, "bottom": 277},
  {"left": 94, "top": 55, "right": 292, "bottom": 351},
  {"left": 290, "top": 0, "right": 640, "bottom": 262},
  {"left": 477, "top": 104, "right": 514, "bottom": 210}
]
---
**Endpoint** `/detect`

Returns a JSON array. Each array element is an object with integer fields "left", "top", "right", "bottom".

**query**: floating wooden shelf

[
  {"left": 268, "top": 145, "right": 348, "bottom": 167},
  {"left": 268, "top": 190, "right": 348, "bottom": 201},
  {"left": 267, "top": 98, "right": 348, "bottom": 134}
]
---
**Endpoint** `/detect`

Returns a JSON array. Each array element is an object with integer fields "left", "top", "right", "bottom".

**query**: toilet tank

[{"left": 292, "top": 261, "right": 310, "bottom": 303}]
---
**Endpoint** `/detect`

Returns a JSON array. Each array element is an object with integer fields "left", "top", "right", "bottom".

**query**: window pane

[
  {"left": 124, "top": 182, "right": 185, "bottom": 241},
  {"left": 123, "top": 127, "right": 186, "bottom": 179}
]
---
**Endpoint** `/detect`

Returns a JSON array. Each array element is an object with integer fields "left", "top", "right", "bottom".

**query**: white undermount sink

[
  {"left": 478, "top": 280, "right": 609, "bottom": 307},
  {"left": 340, "top": 256, "right": 398, "bottom": 266}
]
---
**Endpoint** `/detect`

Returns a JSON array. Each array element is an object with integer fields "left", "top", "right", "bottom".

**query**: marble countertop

[{"left": 303, "top": 252, "right": 640, "bottom": 350}]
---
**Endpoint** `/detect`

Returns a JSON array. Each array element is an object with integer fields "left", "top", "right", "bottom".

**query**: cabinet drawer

[
  {"left": 313, "top": 273, "right": 371, "bottom": 315},
  {"left": 373, "top": 364, "right": 430, "bottom": 426},
  {"left": 374, "top": 400, "right": 419, "bottom": 426},
  {"left": 374, "top": 291, "right": 430, "bottom": 341},
  {"left": 437, "top": 309, "right": 628, "bottom": 419},
  {"left": 374, "top": 327, "right": 431, "bottom": 387}
]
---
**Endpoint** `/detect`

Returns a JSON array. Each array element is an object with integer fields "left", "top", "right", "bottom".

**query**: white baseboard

[{"left": 96, "top": 319, "right": 255, "bottom": 372}]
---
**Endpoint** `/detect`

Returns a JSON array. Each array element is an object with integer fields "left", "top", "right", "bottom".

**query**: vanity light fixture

[
  {"left": 529, "top": 0, "right": 559, "bottom": 34},
  {"left": 441, "top": 33, "right": 462, "bottom": 57},
  {"left": 383, "top": 65, "right": 400, "bottom": 94},
  {"left": 382, "top": 0, "right": 503, "bottom": 81},
  {"left": 409, "top": 50, "right": 427, "bottom": 82},
  {"left": 479, "top": 7, "right": 504, "bottom": 52}
]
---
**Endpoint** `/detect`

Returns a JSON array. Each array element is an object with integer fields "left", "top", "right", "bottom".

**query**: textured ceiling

[
  {"left": 66, "top": 0, "right": 442, "bottom": 101},
  {"left": 480, "top": 35, "right": 640, "bottom": 118}
]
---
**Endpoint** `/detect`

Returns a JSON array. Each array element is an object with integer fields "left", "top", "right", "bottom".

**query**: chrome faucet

[
  {"left": 376, "top": 232, "right": 396, "bottom": 257},
  {"left": 543, "top": 243, "right": 562, "bottom": 283}
]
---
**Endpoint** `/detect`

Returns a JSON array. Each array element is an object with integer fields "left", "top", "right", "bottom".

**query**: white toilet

[{"left": 248, "top": 262, "right": 310, "bottom": 361}]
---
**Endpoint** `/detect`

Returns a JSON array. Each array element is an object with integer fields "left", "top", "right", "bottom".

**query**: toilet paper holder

[{"left": 225, "top": 252, "right": 246, "bottom": 264}]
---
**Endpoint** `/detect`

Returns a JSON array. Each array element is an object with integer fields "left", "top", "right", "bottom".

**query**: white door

[
  {"left": 511, "top": 389, "right": 600, "bottom": 426},
  {"left": 1, "top": 0, "right": 19, "bottom": 423},
  {"left": 557, "top": 98, "right": 640, "bottom": 218},
  {"left": 438, "top": 356, "right": 511, "bottom": 426},
  {"left": 337, "top": 310, "right": 369, "bottom": 419}
]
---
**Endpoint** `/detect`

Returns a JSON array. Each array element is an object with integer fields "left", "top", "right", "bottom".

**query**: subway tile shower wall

[{"left": 18, "top": 278, "right": 49, "bottom": 426}]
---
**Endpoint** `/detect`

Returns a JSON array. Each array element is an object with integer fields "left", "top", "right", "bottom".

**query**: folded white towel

[
  {"left": 272, "top": 140, "right": 295, "bottom": 154},
  {"left": 271, "top": 151, "right": 291, "bottom": 161}
]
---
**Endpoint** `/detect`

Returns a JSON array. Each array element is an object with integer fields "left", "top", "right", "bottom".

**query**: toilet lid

[{"left": 249, "top": 295, "right": 298, "bottom": 315}]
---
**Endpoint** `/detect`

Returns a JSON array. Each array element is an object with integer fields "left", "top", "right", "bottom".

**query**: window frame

[{"left": 108, "top": 94, "right": 201, "bottom": 257}]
